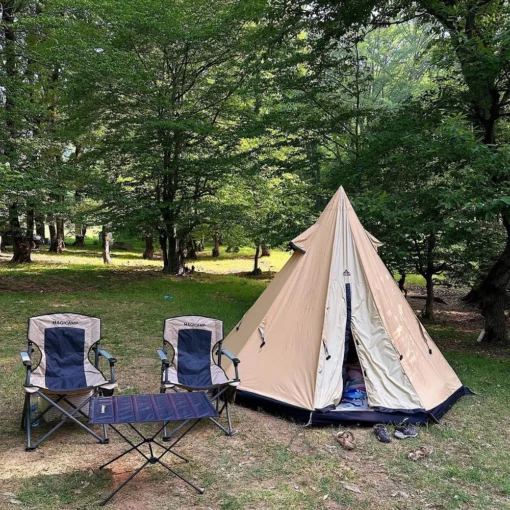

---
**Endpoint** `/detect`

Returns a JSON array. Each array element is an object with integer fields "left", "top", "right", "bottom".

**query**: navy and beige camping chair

[
  {"left": 20, "top": 313, "right": 117, "bottom": 450},
  {"left": 157, "top": 316, "right": 240, "bottom": 437}
]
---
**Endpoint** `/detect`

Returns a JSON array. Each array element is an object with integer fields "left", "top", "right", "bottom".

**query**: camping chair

[
  {"left": 20, "top": 313, "right": 117, "bottom": 451},
  {"left": 157, "top": 316, "right": 240, "bottom": 437}
]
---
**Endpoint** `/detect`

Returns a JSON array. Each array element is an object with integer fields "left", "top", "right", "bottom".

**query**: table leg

[
  {"left": 98, "top": 420, "right": 205, "bottom": 505},
  {"left": 99, "top": 438, "right": 146, "bottom": 470},
  {"left": 157, "top": 458, "right": 204, "bottom": 494},
  {"left": 100, "top": 459, "right": 150, "bottom": 506}
]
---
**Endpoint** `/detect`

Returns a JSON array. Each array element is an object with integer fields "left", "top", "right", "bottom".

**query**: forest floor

[{"left": 0, "top": 244, "right": 509, "bottom": 510}]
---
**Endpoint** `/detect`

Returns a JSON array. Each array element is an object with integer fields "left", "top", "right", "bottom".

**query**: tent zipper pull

[
  {"left": 323, "top": 340, "right": 331, "bottom": 360},
  {"left": 258, "top": 327, "right": 265, "bottom": 348},
  {"left": 236, "top": 313, "right": 246, "bottom": 331}
]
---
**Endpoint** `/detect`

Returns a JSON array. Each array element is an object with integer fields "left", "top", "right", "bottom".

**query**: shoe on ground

[
  {"left": 394, "top": 423, "right": 418, "bottom": 439},
  {"left": 373, "top": 424, "right": 391, "bottom": 443}
]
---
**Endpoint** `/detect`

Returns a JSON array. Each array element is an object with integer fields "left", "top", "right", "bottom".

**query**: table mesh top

[{"left": 89, "top": 392, "right": 218, "bottom": 424}]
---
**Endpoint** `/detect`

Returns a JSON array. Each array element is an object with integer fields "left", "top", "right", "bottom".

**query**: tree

[
  {"left": 346, "top": 98, "right": 508, "bottom": 319},
  {"left": 49, "top": 0, "right": 267, "bottom": 274},
  {"left": 209, "top": 172, "right": 315, "bottom": 274},
  {"left": 310, "top": 0, "right": 510, "bottom": 343}
]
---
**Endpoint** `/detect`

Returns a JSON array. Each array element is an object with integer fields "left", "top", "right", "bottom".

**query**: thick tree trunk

[
  {"left": 197, "top": 238, "right": 204, "bottom": 252},
  {"left": 10, "top": 203, "right": 31, "bottom": 263},
  {"left": 159, "top": 223, "right": 186, "bottom": 274},
  {"left": 143, "top": 236, "right": 154, "bottom": 260},
  {"left": 479, "top": 217, "right": 510, "bottom": 344},
  {"left": 261, "top": 244, "right": 271, "bottom": 257},
  {"left": 102, "top": 225, "right": 111, "bottom": 264},
  {"left": 73, "top": 225, "right": 86, "bottom": 246},
  {"left": 56, "top": 217, "right": 64, "bottom": 253},
  {"left": 251, "top": 244, "right": 262, "bottom": 276},
  {"left": 74, "top": 235, "right": 85, "bottom": 247},
  {"left": 165, "top": 228, "right": 186, "bottom": 274},
  {"left": 212, "top": 234, "right": 220, "bottom": 258},
  {"left": 48, "top": 220, "right": 57, "bottom": 252}
]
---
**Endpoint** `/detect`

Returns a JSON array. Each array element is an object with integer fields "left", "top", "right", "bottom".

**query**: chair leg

[
  {"left": 24, "top": 394, "right": 33, "bottom": 451},
  {"left": 21, "top": 394, "right": 27, "bottom": 431},
  {"left": 225, "top": 401, "right": 233, "bottom": 436},
  {"left": 208, "top": 387, "right": 236, "bottom": 436},
  {"left": 160, "top": 386, "right": 169, "bottom": 438},
  {"left": 27, "top": 391, "right": 105, "bottom": 450}
]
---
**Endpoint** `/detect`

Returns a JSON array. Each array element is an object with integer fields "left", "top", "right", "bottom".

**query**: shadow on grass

[{"left": 17, "top": 470, "right": 112, "bottom": 509}]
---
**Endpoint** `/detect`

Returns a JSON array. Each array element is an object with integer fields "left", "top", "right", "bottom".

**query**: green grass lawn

[{"left": 0, "top": 245, "right": 509, "bottom": 509}]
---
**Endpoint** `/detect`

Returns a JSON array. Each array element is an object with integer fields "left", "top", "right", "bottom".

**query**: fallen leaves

[{"left": 409, "top": 446, "right": 433, "bottom": 461}]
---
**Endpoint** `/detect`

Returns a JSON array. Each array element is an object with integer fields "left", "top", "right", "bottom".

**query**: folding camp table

[{"left": 89, "top": 392, "right": 218, "bottom": 506}]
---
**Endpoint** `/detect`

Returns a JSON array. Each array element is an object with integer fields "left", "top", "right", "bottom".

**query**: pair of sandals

[{"left": 336, "top": 422, "right": 419, "bottom": 449}]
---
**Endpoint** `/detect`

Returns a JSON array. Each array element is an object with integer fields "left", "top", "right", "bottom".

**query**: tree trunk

[
  {"left": 73, "top": 225, "right": 86, "bottom": 246},
  {"left": 159, "top": 233, "right": 168, "bottom": 270},
  {"left": 398, "top": 270, "right": 407, "bottom": 297},
  {"left": 143, "top": 236, "right": 154, "bottom": 260},
  {"left": 74, "top": 235, "right": 85, "bottom": 246},
  {"left": 479, "top": 217, "right": 510, "bottom": 343},
  {"left": 261, "top": 244, "right": 271, "bottom": 257},
  {"left": 186, "top": 237, "right": 197, "bottom": 260},
  {"left": 48, "top": 220, "right": 57, "bottom": 252},
  {"left": 197, "top": 238, "right": 204, "bottom": 252},
  {"left": 212, "top": 234, "right": 220, "bottom": 258},
  {"left": 160, "top": 224, "right": 186, "bottom": 274},
  {"left": 36, "top": 215, "right": 45, "bottom": 242},
  {"left": 251, "top": 244, "right": 262, "bottom": 276},
  {"left": 9, "top": 203, "right": 31, "bottom": 263},
  {"left": 56, "top": 217, "right": 64, "bottom": 253},
  {"left": 102, "top": 225, "right": 111, "bottom": 264},
  {"left": 424, "top": 273, "right": 434, "bottom": 320},
  {"left": 26, "top": 208, "right": 35, "bottom": 249}
]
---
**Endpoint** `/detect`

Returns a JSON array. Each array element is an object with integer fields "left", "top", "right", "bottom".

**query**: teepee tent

[{"left": 224, "top": 187, "right": 470, "bottom": 424}]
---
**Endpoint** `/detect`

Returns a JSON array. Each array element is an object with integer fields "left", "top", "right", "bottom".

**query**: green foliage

[{"left": 343, "top": 98, "right": 508, "bottom": 289}]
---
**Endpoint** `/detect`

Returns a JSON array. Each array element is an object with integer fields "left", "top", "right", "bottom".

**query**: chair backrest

[
  {"left": 163, "top": 316, "right": 223, "bottom": 387},
  {"left": 28, "top": 313, "right": 101, "bottom": 391}
]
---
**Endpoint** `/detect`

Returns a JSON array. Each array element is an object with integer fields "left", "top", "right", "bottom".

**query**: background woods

[{"left": 1, "top": 0, "right": 509, "bottom": 343}]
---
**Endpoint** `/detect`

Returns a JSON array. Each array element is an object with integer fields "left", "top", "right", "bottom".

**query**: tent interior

[{"left": 337, "top": 334, "right": 368, "bottom": 411}]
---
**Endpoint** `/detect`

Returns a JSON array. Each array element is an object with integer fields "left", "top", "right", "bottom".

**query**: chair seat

[
  {"left": 163, "top": 366, "right": 239, "bottom": 390},
  {"left": 25, "top": 365, "right": 117, "bottom": 394}
]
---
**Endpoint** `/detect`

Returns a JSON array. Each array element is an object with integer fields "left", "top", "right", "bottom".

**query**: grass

[{"left": 0, "top": 243, "right": 509, "bottom": 509}]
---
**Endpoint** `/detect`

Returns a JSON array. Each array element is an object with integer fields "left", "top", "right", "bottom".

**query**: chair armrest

[
  {"left": 98, "top": 349, "right": 116, "bottom": 365},
  {"left": 157, "top": 349, "right": 170, "bottom": 367},
  {"left": 20, "top": 351, "right": 32, "bottom": 367},
  {"left": 220, "top": 349, "right": 240, "bottom": 365}
]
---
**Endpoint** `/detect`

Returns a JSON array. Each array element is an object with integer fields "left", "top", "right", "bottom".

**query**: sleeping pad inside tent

[{"left": 223, "top": 186, "right": 472, "bottom": 425}]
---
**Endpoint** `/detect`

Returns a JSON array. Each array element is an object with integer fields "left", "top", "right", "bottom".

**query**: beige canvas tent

[{"left": 224, "top": 187, "right": 470, "bottom": 424}]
